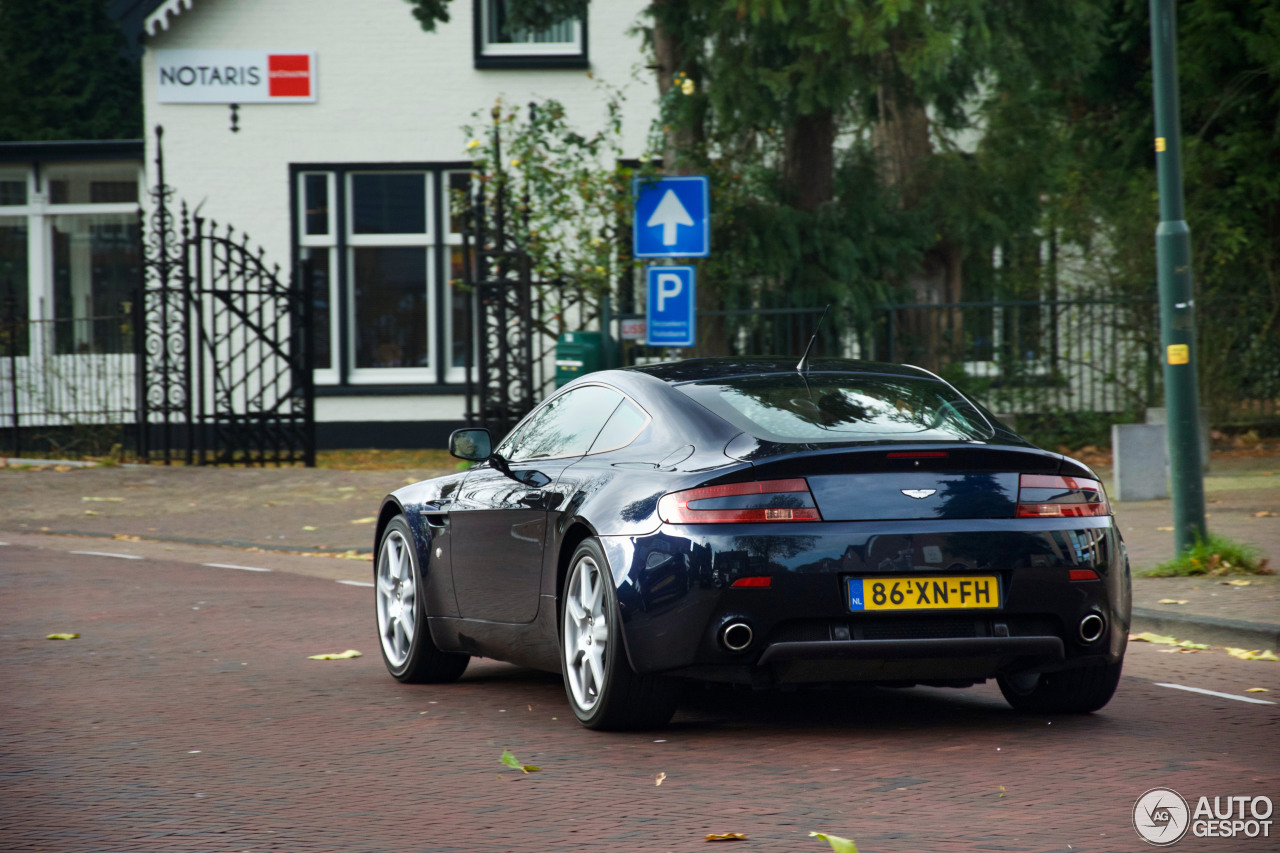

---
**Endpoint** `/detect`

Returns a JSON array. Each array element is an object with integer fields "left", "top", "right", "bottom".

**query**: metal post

[{"left": 1149, "top": 0, "right": 1206, "bottom": 551}]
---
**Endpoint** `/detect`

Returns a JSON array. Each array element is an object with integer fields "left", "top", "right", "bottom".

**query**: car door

[{"left": 449, "top": 384, "right": 625, "bottom": 623}]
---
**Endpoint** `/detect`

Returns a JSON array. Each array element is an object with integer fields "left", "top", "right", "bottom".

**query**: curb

[{"left": 1131, "top": 606, "right": 1280, "bottom": 651}]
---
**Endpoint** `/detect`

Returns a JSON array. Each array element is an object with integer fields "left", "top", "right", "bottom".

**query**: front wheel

[
  {"left": 561, "top": 539, "right": 680, "bottom": 730},
  {"left": 997, "top": 659, "right": 1123, "bottom": 714},
  {"left": 375, "top": 516, "right": 470, "bottom": 683}
]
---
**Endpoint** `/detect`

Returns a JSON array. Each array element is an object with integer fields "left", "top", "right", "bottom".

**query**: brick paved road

[{"left": 2, "top": 544, "right": 1277, "bottom": 853}]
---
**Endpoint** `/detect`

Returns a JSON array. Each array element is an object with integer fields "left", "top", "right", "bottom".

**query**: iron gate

[{"left": 137, "top": 127, "right": 314, "bottom": 466}]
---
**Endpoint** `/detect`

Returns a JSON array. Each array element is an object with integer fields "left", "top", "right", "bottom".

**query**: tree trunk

[
  {"left": 871, "top": 45, "right": 962, "bottom": 369},
  {"left": 783, "top": 109, "right": 835, "bottom": 212}
]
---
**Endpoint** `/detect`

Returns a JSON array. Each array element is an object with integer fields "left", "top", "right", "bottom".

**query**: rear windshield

[{"left": 677, "top": 372, "right": 995, "bottom": 444}]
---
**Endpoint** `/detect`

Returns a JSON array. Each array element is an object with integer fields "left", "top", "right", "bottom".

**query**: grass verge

[{"left": 1143, "top": 534, "right": 1272, "bottom": 577}]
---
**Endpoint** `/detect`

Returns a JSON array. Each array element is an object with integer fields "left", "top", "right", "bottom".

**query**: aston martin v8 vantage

[{"left": 372, "top": 359, "right": 1130, "bottom": 730}]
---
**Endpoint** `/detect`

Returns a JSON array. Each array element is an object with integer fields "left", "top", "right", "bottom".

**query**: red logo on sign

[{"left": 267, "top": 54, "right": 311, "bottom": 98}]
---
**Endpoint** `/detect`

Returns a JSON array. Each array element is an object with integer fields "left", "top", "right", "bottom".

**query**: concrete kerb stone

[{"left": 1130, "top": 607, "right": 1280, "bottom": 652}]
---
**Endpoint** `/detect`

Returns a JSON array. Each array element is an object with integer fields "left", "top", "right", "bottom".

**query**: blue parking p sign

[
  {"left": 633, "top": 176, "right": 710, "bottom": 258},
  {"left": 646, "top": 266, "right": 696, "bottom": 348}
]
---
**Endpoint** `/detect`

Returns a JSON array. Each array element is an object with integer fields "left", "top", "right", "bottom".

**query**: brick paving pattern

[{"left": 3, "top": 546, "right": 1277, "bottom": 852}]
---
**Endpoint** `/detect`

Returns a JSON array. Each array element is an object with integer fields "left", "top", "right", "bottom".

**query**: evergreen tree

[{"left": 0, "top": 0, "right": 142, "bottom": 141}]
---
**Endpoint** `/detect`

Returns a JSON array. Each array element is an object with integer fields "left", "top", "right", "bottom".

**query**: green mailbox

[{"left": 555, "top": 331, "right": 604, "bottom": 388}]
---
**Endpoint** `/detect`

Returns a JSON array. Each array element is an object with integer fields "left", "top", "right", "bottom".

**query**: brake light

[
  {"left": 731, "top": 576, "right": 773, "bottom": 588},
  {"left": 1016, "top": 474, "right": 1110, "bottom": 518},
  {"left": 658, "top": 478, "right": 823, "bottom": 524}
]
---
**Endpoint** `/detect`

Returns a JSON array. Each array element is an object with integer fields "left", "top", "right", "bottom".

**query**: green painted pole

[{"left": 1149, "top": 0, "right": 1206, "bottom": 552}]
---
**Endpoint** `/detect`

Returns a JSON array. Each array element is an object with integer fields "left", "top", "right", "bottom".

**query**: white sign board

[{"left": 156, "top": 50, "right": 317, "bottom": 103}]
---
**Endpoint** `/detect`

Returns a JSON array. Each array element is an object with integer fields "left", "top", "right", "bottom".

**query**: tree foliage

[{"left": 0, "top": 0, "right": 141, "bottom": 141}]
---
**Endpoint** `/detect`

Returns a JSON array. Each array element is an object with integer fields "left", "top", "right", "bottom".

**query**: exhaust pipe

[
  {"left": 1079, "top": 613, "right": 1106, "bottom": 644},
  {"left": 720, "top": 621, "right": 754, "bottom": 652}
]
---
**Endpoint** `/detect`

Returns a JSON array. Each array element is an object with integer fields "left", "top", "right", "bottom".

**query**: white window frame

[{"left": 298, "top": 171, "right": 339, "bottom": 386}]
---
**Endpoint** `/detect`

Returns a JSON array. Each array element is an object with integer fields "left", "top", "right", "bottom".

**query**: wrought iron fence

[{"left": 1, "top": 304, "right": 137, "bottom": 458}]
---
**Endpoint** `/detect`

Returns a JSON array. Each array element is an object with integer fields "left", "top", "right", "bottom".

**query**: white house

[{"left": 136, "top": 0, "right": 657, "bottom": 448}]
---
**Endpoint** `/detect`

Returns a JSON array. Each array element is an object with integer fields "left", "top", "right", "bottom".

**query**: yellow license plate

[{"left": 848, "top": 576, "right": 1000, "bottom": 611}]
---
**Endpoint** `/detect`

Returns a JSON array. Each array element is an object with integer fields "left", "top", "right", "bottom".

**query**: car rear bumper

[{"left": 599, "top": 517, "right": 1130, "bottom": 684}]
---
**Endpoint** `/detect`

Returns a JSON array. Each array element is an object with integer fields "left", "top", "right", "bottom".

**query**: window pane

[
  {"left": 50, "top": 214, "right": 139, "bottom": 354},
  {"left": 46, "top": 164, "right": 138, "bottom": 205},
  {"left": 449, "top": 247, "right": 473, "bottom": 368},
  {"left": 353, "top": 247, "right": 427, "bottom": 368},
  {"left": 304, "top": 174, "right": 329, "bottom": 236},
  {"left": 0, "top": 218, "right": 29, "bottom": 356},
  {"left": 590, "top": 397, "right": 647, "bottom": 453},
  {"left": 0, "top": 180, "right": 27, "bottom": 206},
  {"left": 305, "top": 249, "right": 332, "bottom": 370},
  {"left": 352, "top": 173, "right": 426, "bottom": 234},
  {"left": 503, "top": 385, "right": 622, "bottom": 461},
  {"left": 447, "top": 172, "right": 471, "bottom": 235},
  {"left": 487, "top": 0, "right": 576, "bottom": 44}
]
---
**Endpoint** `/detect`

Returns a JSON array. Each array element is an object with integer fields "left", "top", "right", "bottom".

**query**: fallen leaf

[
  {"left": 705, "top": 833, "right": 747, "bottom": 842},
  {"left": 1245, "top": 688, "right": 1270, "bottom": 693},
  {"left": 1225, "top": 648, "right": 1279, "bottom": 662},
  {"left": 1220, "top": 579, "right": 1252, "bottom": 587},
  {"left": 54, "top": 465, "right": 72, "bottom": 472},
  {"left": 307, "top": 649, "right": 362, "bottom": 660},
  {"left": 337, "top": 486, "right": 356, "bottom": 492},
  {"left": 349, "top": 517, "right": 376, "bottom": 524},
  {"left": 46, "top": 633, "right": 80, "bottom": 640},
  {"left": 1156, "top": 526, "right": 1174, "bottom": 532},
  {"left": 84, "top": 510, "right": 99, "bottom": 516},
  {"left": 1129, "top": 632, "right": 1209, "bottom": 649},
  {"left": 1157, "top": 599, "right": 1190, "bottom": 605},
  {"left": 999, "top": 785, "right": 1006, "bottom": 798},
  {"left": 809, "top": 831, "right": 858, "bottom": 853},
  {"left": 1256, "top": 511, "right": 1277, "bottom": 518},
  {"left": 302, "top": 525, "right": 318, "bottom": 531},
  {"left": 655, "top": 772, "right": 667, "bottom": 786},
  {"left": 499, "top": 749, "right": 539, "bottom": 774},
  {"left": 81, "top": 496, "right": 123, "bottom": 502}
]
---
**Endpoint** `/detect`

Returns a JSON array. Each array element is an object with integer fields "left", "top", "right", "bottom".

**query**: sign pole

[{"left": 1149, "top": 0, "right": 1206, "bottom": 552}]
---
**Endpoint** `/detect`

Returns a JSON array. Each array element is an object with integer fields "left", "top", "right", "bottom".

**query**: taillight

[
  {"left": 658, "top": 478, "right": 823, "bottom": 524},
  {"left": 1016, "top": 474, "right": 1110, "bottom": 518}
]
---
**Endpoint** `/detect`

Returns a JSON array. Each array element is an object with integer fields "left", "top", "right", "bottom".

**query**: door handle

[{"left": 518, "top": 490, "right": 544, "bottom": 506}]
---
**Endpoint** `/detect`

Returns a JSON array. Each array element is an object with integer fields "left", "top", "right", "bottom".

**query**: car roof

[{"left": 621, "top": 357, "right": 934, "bottom": 385}]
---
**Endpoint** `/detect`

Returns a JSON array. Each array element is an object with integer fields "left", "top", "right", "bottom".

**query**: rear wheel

[
  {"left": 561, "top": 538, "right": 680, "bottom": 730},
  {"left": 376, "top": 516, "right": 470, "bottom": 683},
  {"left": 998, "top": 659, "right": 1123, "bottom": 714}
]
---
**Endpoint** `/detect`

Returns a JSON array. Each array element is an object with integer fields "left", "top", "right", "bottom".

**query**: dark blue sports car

[{"left": 372, "top": 359, "right": 1130, "bottom": 729}]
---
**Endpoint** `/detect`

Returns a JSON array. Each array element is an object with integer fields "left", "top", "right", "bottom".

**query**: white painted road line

[
  {"left": 1156, "top": 683, "right": 1276, "bottom": 705},
  {"left": 202, "top": 563, "right": 271, "bottom": 572},
  {"left": 70, "top": 551, "right": 143, "bottom": 560},
  {"left": 337, "top": 580, "right": 374, "bottom": 588}
]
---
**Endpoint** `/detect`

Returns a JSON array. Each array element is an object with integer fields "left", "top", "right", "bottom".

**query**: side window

[
  {"left": 502, "top": 385, "right": 622, "bottom": 462},
  {"left": 588, "top": 397, "right": 648, "bottom": 453}
]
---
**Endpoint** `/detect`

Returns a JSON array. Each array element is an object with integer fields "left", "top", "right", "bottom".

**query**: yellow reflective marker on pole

[{"left": 1167, "top": 344, "right": 1189, "bottom": 365}]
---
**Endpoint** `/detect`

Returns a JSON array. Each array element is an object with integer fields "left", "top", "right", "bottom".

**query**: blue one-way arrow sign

[{"left": 633, "top": 175, "right": 710, "bottom": 258}]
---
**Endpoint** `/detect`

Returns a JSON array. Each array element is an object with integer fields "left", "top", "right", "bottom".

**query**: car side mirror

[{"left": 449, "top": 428, "right": 492, "bottom": 462}]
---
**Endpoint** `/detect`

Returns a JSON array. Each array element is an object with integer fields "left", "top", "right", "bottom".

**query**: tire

[
  {"left": 997, "top": 659, "right": 1123, "bottom": 714},
  {"left": 560, "top": 538, "right": 680, "bottom": 730},
  {"left": 375, "top": 516, "right": 470, "bottom": 684}
]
